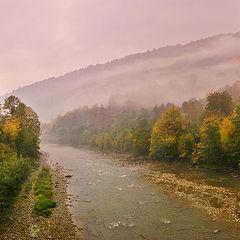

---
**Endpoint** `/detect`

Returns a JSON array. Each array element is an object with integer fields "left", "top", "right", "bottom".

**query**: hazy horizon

[{"left": 1, "top": 0, "right": 240, "bottom": 95}]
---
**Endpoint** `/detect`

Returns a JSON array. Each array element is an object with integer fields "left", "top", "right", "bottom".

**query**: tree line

[
  {"left": 0, "top": 96, "right": 41, "bottom": 210},
  {"left": 47, "top": 82, "right": 240, "bottom": 169}
]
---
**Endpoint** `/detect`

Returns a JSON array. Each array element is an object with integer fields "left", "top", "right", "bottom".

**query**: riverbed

[{"left": 41, "top": 143, "right": 240, "bottom": 240}]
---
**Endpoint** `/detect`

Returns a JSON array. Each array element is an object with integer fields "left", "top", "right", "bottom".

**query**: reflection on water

[{"left": 42, "top": 143, "right": 240, "bottom": 240}]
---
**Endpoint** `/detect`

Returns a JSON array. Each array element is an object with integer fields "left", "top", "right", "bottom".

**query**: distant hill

[{"left": 1, "top": 31, "right": 240, "bottom": 122}]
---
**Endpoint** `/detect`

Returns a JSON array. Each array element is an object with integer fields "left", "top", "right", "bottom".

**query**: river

[{"left": 41, "top": 143, "right": 240, "bottom": 240}]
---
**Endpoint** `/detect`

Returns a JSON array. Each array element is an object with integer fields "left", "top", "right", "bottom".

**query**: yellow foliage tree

[
  {"left": 219, "top": 109, "right": 240, "bottom": 167},
  {"left": 3, "top": 116, "right": 21, "bottom": 141},
  {"left": 192, "top": 142, "right": 203, "bottom": 165},
  {"left": 220, "top": 117, "right": 235, "bottom": 151},
  {"left": 150, "top": 106, "right": 186, "bottom": 160}
]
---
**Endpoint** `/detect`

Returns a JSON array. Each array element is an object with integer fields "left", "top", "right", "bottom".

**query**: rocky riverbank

[
  {"left": 0, "top": 155, "right": 82, "bottom": 240},
  {"left": 108, "top": 152, "right": 240, "bottom": 227}
]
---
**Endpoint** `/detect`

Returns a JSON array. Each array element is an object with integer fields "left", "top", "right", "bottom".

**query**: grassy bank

[
  {"left": 0, "top": 154, "right": 39, "bottom": 211},
  {"left": 34, "top": 165, "right": 56, "bottom": 216},
  {"left": 0, "top": 157, "right": 81, "bottom": 240}
]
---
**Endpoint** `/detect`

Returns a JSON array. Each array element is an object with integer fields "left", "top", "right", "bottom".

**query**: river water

[{"left": 41, "top": 143, "right": 240, "bottom": 240}]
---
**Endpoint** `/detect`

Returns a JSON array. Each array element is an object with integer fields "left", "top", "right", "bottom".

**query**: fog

[
  {"left": 1, "top": 0, "right": 240, "bottom": 95},
  {"left": 2, "top": 32, "right": 240, "bottom": 122}
]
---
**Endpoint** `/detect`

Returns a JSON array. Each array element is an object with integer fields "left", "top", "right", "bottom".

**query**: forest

[
  {"left": 46, "top": 81, "right": 240, "bottom": 169},
  {"left": 0, "top": 96, "right": 41, "bottom": 210}
]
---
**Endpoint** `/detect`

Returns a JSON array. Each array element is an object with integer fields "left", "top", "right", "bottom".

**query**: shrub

[
  {"left": 0, "top": 154, "right": 31, "bottom": 210},
  {"left": 33, "top": 166, "right": 56, "bottom": 217},
  {"left": 34, "top": 196, "right": 56, "bottom": 216}
]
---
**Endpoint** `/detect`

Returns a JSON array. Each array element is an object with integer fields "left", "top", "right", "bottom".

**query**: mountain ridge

[
  {"left": 2, "top": 31, "right": 240, "bottom": 122},
  {"left": 5, "top": 30, "right": 240, "bottom": 94}
]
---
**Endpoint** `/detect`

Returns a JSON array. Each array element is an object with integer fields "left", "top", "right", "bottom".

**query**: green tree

[
  {"left": 103, "top": 133, "right": 113, "bottom": 151},
  {"left": 182, "top": 99, "right": 203, "bottom": 121},
  {"left": 15, "top": 105, "right": 40, "bottom": 158},
  {"left": 178, "top": 133, "right": 194, "bottom": 161},
  {"left": 220, "top": 105, "right": 240, "bottom": 168},
  {"left": 3, "top": 95, "right": 20, "bottom": 115},
  {"left": 205, "top": 91, "right": 233, "bottom": 117},
  {"left": 199, "top": 115, "right": 224, "bottom": 165},
  {"left": 131, "top": 119, "right": 151, "bottom": 156},
  {"left": 115, "top": 128, "right": 133, "bottom": 153}
]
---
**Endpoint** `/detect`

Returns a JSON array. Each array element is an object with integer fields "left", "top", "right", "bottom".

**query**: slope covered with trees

[
  {"left": 2, "top": 32, "right": 240, "bottom": 122},
  {"left": 0, "top": 96, "right": 40, "bottom": 210},
  {"left": 46, "top": 82, "right": 240, "bottom": 169}
]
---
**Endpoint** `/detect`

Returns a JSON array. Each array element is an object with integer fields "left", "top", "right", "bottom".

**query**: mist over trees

[
  {"left": 46, "top": 82, "right": 240, "bottom": 169},
  {"left": 2, "top": 32, "right": 240, "bottom": 122}
]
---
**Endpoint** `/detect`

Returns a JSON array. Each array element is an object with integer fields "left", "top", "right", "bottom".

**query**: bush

[
  {"left": 0, "top": 154, "right": 31, "bottom": 210},
  {"left": 34, "top": 196, "right": 56, "bottom": 216},
  {"left": 34, "top": 166, "right": 56, "bottom": 217}
]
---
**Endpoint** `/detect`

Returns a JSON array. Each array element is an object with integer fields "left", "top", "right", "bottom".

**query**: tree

[
  {"left": 150, "top": 106, "right": 186, "bottom": 161},
  {"left": 0, "top": 96, "right": 41, "bottom": 211},
  {"left": 115, "top": 128, "right": 133, "bottom": 153},
  {"left": 219, "top": 81, "right": 240, "bottom": 103},
  {"left": 3, "top": 116, "right": 21, "bottom": 142},
  {"left": 15, "top": 105, "right": 40, "bottom": 158},
  {"left": 182, "top": 98, "right": 203, "bottom": 121},
  {"left": 199, "top": 115, "right": 224, "bottom": 165},
  {"left": 3, "top": 96, "right": 20, "bottom": 115},
  {"left": 205, "top": 91, "right": 233, "bottom": 117},
  {"left": 102, "top": 133, "right": 114, "bottom": 151},
  {"left": 131, "top": 119, "right": 151, "bottom": 156},
  {"left": 2, "top": 96, "right": 41, "bottom": 158},
  {"left": 219, "top": 105, "right": 240, "bottom": 168},
  {"left": 178, "top": 133, "right": 194, "bottom": 161}
]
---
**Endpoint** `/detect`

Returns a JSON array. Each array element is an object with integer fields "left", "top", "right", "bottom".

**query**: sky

[{"left": 0, "top": 0, "right": 240, "bottom": 95}]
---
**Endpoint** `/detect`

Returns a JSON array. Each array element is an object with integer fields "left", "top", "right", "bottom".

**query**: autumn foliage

[
  {"left": 47, "top": 84, "right": 240, "bottom": 170},
  {"left": 0, "top": 96, "right": 40, "bottom": 210}
]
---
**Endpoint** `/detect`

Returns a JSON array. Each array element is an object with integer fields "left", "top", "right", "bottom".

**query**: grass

[
  {"left": 33, "top": 166, "right": 56, "bottom": 217},
  {"left": 0, "top": 157, "right": 40, "bottom": 234},
  {"left": 25, "top": 183, "right": 33, "bottom": 193}
]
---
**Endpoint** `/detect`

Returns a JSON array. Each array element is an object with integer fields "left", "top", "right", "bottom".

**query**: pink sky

[{"left": 0, "top": 0, "right": 240, "bottom": 95}]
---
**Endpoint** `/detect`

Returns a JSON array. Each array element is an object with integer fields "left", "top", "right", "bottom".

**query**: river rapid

[{"left": 41, "top": 143, "right": 240, "bottom": 240}]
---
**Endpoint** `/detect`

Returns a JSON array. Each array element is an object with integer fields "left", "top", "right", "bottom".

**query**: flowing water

[{"left": 41, "top": 143, "right": 240, "bottom": 240}]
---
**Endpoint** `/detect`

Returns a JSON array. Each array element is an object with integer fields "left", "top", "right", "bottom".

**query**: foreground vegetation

[
  {"left": 34, "top": 165, "right": 56, "bottom": 216},
  {"left": 0, "top": 96, "right": 40, "bottom": 211},
  {"left": 0, "top": 158, "right": 79, "bottom": 240},
  {"left": 47, "top": 81, "right": 240, "bottom": 170}
]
